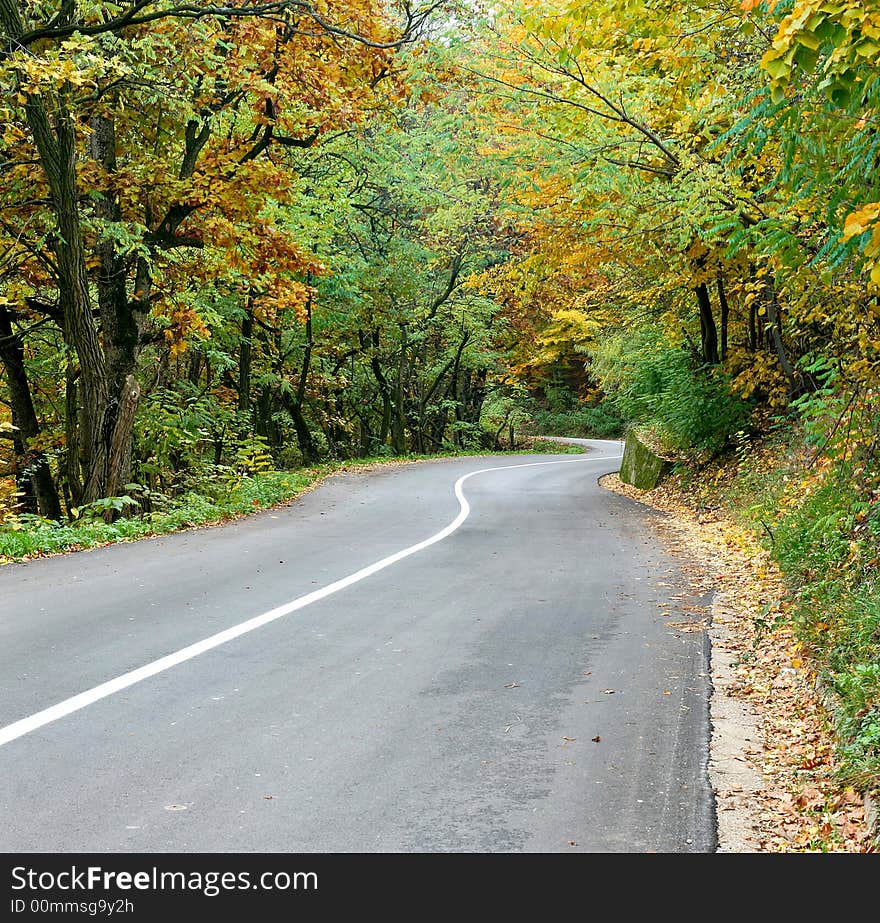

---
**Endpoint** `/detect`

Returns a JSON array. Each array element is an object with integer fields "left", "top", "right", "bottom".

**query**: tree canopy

[{"left": 1, "top": 0, "right": 878, "bottom": 518}]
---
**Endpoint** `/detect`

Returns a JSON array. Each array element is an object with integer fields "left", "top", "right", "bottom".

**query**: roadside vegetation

[
  {"left": 0, "top": 437, "right": 582, "bottom": 562},
  {"left": 707, "top": 429, "right": 880, "bottom": 791}
]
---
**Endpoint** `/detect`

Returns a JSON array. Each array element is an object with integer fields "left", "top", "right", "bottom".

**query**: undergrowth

[{"left": 682, "top": 429, "right": 880, "bottom": 789}]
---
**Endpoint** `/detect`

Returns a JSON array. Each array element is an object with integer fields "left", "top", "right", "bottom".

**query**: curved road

[{"left": 0, "top": 439, "right": 715, "bottom": 852}]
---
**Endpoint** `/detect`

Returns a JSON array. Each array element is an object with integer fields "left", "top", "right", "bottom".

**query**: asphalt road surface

[{"left": 0, "top": 439, "right": 715, "bottom": 852}]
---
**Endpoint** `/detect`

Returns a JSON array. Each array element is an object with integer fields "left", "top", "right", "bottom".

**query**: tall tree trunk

[
  {"left": 51, "top": 99, "right": 110, "bottom": 502},
  {"left": 362, "top": 329, "right": 391, "bottom": 446},
  {"left": 64, "top": 365, "right": 83, "bottom": 506},
  {"left": 0, "top": 305, "right": 62, "bottom": 519},
  {"left": 91, "top": 106, "right": 146, "bottom": 499},
  {"left": 748, "top": 296, "right": 758, "bottom": 352},
  {"left": 12, "top": 74, "right": 107, "bottom": 500},
  {"left": 716, "top": 273, "right": 730, "bottom": 362},
  {"left": 695, "top": 282, "right": 719, "bottom": 365},
  {"left": 277, "top": 291, "right": 316, "bottom": 463},
  {"left": 238, "top": 298, "right": 254, "bottom": 413},
  {"left": 761, "top": 277, "right": 800, "bottom": 397},
  {"left": 392, "top": 324, "right": 407, "bottom": 454},
  {"left": 105, "top": 374, "right": 140, "bottom": 497}
]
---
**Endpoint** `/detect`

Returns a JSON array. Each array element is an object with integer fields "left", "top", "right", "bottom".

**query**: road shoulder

[{"left": 600, "top": 473, "right": 873, "bottom": 852}]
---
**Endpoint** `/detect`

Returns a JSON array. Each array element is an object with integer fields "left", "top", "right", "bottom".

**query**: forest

[{"left": 1, "top": 2, "right": 878, "bottom": 804}]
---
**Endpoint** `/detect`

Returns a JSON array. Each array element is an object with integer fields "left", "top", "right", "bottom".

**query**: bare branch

[{"left": 3, "top": 1, "right": 445, "bottom": 54}]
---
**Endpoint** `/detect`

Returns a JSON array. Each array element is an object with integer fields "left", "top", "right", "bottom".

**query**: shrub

[{"left": 591, "top": 325, "right": 750, "bottom": 453}]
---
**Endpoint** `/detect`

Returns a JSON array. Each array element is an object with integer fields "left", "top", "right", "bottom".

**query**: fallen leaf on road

[
  {"left": 592, "top": 735, "right": 601, "bottom": 743},
  {"left": 669, "top": 621, "right": 707, "bottom": 633}
]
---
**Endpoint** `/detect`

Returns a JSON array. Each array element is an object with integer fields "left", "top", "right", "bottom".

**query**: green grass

[
  {"left": 766, "top": 480, "right": 880, "bottom": 788},
  {"left": 0, "top": 439, "right": 586, "bottom": 563},
  {"left": 510, "top": 437, "right": 588, "bottom": 454},
  {"left": 0, "top": 469, "right": 314, "bottom": 560}
]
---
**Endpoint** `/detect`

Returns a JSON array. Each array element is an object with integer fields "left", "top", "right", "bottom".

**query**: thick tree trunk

[
  {"left": 106, "top": 374, "right": 140, "bottom": 497},
  {"left": 90, "top": 107, "right": 145, "bottom": 499},
  {"left": 53, "top": 113, "right": 110, "bottom": 502},
  {"left": 1, "top": 1, "right": 103, "bottom": 504},
  {"left": 0, "top": 305, "right": 62, "bottom": 518},
  {"left": 7, "top": 67, "right": 107, "bottom": 500}
]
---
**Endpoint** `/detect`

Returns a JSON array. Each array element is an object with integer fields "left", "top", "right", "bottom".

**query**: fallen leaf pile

[{"left": 602, "top": 472, "right": 875, "bottom": 852}]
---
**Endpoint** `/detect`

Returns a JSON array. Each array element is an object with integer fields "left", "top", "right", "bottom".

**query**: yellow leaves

[
  {"left": 842, "top": 202, "right": 880, "bottom": 242},
  {"left": 760, "top": 0, "right": 880, "bottom": 103},
  {"left": 728, "top": 348, "right": 789, "bottom": 406},
  {"left": 7, "top": 37, "right": 131, "bottom": 97},
  {"left": 630, "top": 36, "right": 657, "bottom": 54},
  {"left": 536, "top": 308, "right": 602, "bottom": 350},
  {"left": 841, "top": 201, "right": 880, "bottom": 287},
  {"left": 161, "top": 300, "right": 209, "bottom": 356}
]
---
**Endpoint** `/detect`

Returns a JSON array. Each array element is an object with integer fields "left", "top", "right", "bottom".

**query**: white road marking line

[{"left": 0, "top": 453, "right": 621, "bottom": 748}]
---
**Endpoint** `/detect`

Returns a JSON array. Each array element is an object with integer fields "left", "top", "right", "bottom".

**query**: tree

[{"left": 0, "top": 0, "right": 434, "bottom": 504}]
